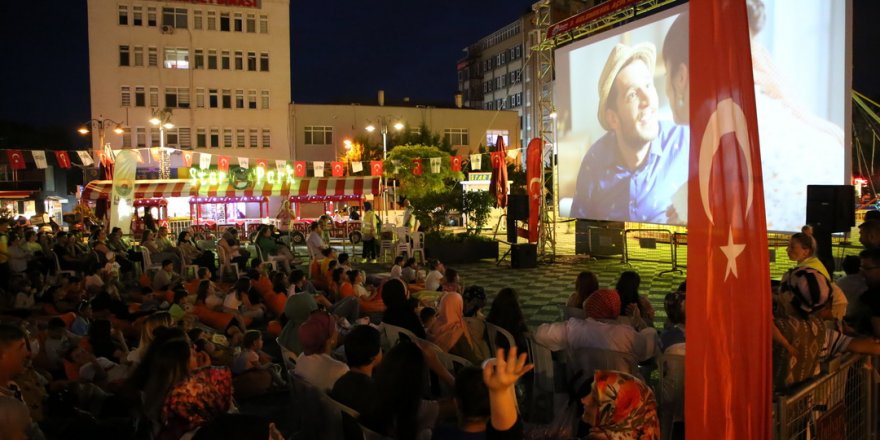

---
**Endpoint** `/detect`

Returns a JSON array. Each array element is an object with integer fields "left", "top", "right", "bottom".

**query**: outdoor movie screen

[{"left": 554, "top": 1, "right": 849, "bottom": 232}]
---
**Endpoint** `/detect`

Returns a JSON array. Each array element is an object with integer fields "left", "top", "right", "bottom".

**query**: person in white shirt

[
  {"left": 424, "top": 259, "right": 445, "bottom": 292},
  {"left": 293, "top": 311, "right": 348, "bottom": 392},
  {"left": 306, "top": 222, "right": 326, "bottom": 260},
  {"left": 390, "top": 256, "right": 404, "bottom": 279}
]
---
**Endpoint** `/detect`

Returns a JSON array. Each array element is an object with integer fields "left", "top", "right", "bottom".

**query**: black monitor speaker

[
  {"left": 511, "top": 243, "right": 537, "bottom": 269},
  {"left": 806, "top": 185, "right": 855, "bottom": 233},
  {"left": 507, "top": 194, "right": 529, "bottom": 221}
]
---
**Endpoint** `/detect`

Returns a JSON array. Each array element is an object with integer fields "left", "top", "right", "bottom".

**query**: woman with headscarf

[
  {"left": 381, "top": 278, "right": 426, "bottom": 339},
  {"left": 277, "top": 291, "right": 319, "bottom": 354},
  {"left": 429, "top": 291, "right": 482, "bottom": 364},
  {"left": 581, "top": 370, "right": 660, "bottom": 439}
]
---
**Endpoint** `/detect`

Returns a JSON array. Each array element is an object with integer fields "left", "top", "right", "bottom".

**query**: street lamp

[
  {"left": 77, "top": 116, "right": 126, "bottom": 156},
  {"left": 150, "top": 107, "right": 174, "bottom": 179},
  {"left": 365, "top": 117, "right": 404, "bottom": 217}
]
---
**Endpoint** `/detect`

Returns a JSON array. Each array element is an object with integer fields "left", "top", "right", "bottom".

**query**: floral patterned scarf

[{"left": 588, "top": 370, "right": 660, "bottom": 440}]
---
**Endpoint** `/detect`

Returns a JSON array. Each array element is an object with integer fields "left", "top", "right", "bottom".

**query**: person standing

[{"left": 361, "top": 202, "right": 379, "bottom": 263}]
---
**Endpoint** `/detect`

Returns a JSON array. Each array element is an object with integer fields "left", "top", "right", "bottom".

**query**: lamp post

[
  {"left": 149, "top": 107, "right": 174, "bottom": 179},
  {"left": 365, "top": 117, "right": 404, "bottom": 218},
  {"left": 78, "top": 116, "right": 125, "bottom": 155}
]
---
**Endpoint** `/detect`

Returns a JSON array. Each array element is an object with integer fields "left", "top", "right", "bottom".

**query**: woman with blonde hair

[{"left": 127, "top": 311, "right": 173, "bottom": 365}]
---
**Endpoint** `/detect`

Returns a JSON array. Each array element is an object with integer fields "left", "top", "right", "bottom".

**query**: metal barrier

[
  {"left": 774, "top": 354, "right": 875, "bottom": 440},
  {"left": 672, "top": 232, "right": 687, "bottom": 270},
  {"left": 622, "top": 228, "right": 679, "bottom": 275},
  {"left": 168, "top": 220, "right": 192, "bottom": 237}
]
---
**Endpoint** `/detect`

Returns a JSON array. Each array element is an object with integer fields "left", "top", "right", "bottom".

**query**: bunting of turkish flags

[
  {"left": 370, "top": 161, "right": 383, "bottom": 176},
  {"left": 450, "top": 155, "right": 462, "bottom": 172},
  {"left": 331, "top": 161, "right": 344, "bottom": 177},
  {"left": 687, "top": 2, "right": 772, "bottom": 439},
  {"left": 294, "top": 161, "right": 306, "bottom": 177},
  {"left": 55, "top": 151, "right": 72, "bottom": 169},
  {"left": 217, "top": 155, "right": 230, "bottom": 172},
  {"left": 490, "top": 151, "right": 503, "bottom": 169},
  {"left": 6, "top": 150, "right": 26, "bottom": 170},
  {"left": 255, "top": 159, "right": 268, "bottom": 169},
  {"left": 412, "top": 158, "right": 423, "bottom": 176},
  {"left": 182, "top": 151, "right": 194, "bottom": 168}
]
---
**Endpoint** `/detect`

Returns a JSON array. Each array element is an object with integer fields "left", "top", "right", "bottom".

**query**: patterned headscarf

[
  {"left": 585, "top": 370, "right": 660, "bottom": 440},
  {"left": 428, "top": 292, "right": 475, "bottom": 352},
  {"left": 584, "top": 288, "right": 622, "bottom": 320}
]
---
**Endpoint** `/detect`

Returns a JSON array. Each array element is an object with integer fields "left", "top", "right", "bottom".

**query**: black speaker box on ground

[
  {"left": 806, "top": 185, "right": 855, "bottom": 233},
  {"left": 507, "top": 194, "right": 529, "bottom": 221},
  {"left": 511, "top": 243, "right": 537, "bottom": 269}
]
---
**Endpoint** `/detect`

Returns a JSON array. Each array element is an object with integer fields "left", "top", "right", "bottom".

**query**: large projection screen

[{"left": 555, "top": 0, "right": 850, "bottom": 232}]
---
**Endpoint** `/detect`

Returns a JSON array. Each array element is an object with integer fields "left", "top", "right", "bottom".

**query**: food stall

[
  {"left": 131, "top": 198, "right": 168, "bottom": 236},
  {"left": 189, "top": 195, "right": 272, "bottom": 236},
  {"left": 288, "top": 194, "right": 364, "bottom": 244}
]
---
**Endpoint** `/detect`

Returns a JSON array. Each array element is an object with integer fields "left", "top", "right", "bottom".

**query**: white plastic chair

[
  {"left": 52, "top": 252, "right": 76, "bottom": 278},
  {"left": 254, "top": 244, "right": 279, "bottom": 272},
  {"left": 378, "top": 322, "right": 420, "bottom": 352},
  {"left": 484, "top": 322, "right": 517, "bottom": 354},
  {"left": 409, "top": 231, "right": 426, "bottom": 264},
  {"left": 657, "top": 353, "right": 685, "bottom": 440},
  {"left": 216, "top": 245, "right": 240, "bottom": 279},
  {"left": 567, "top": 347, "right": 641, "bottom": 392},
  {"left": 140, "top": 247, "right": 162, "bottom": 274},
  {"left": 393, "top": 231, "right": 411, "bottom": 259},
  {"left": 276, "top": 336, "right": 297, "bottom": 377}
]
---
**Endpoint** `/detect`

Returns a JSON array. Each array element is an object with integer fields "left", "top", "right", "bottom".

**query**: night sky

[{"left": 0, "top": 0, "right": 877, "bottom": 135}]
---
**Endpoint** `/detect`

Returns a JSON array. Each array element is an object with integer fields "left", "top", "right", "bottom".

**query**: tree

[{"left": 385, "top": 144, "right": 463, "bottom": 200}]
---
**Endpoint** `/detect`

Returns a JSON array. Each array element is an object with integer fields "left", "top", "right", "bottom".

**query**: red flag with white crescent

[
  {"left": 490, "top": 151, "right": 502, "bottom": 169},
  {"left": 412, "top": 159, "right": 423, "bottom": 176},
  {"left": 450, "top": 155, "right": 462, "bottom": 172},
  {"left": 182, "top": 151, "right": 194, "bottom": 168},
  {"left": 294, "top": 161, "right": 306, "bottom": 177},
  {"left": 217, "top": 155, "right": 230, "bottom": 172},
  {"left": 256, "top": 159, "right": 268, "bottom": 170},
  {"left": 526, "top": 138, "right": 543, "bottom": 243},
  {"left": 331, "top": 161, "right": 344, "bottom": 177},
  {"left": 370, "top": 161, "right": 383, "bottom": 176},
  {"left": 6, "top": 150, "right": 26, "bottom": 170},
  {"left": 55, "top": 151, "right": 72, "bottom": 169},
  {"left": 687, "top": 3, "right": 772, "bottom": 439}
]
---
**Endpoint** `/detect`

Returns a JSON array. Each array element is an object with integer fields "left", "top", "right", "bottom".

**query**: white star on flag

[{"left": 720, "top": 227, "right": 746, "bottom": 280}]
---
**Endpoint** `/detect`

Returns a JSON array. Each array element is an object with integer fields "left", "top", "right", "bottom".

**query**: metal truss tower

[{"left": 530, "top": 0, "right": 557, "bottom": 263}]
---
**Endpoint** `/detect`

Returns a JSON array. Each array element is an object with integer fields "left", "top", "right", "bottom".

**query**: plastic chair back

[{"left": 657, "top": 352, "right": 685, "bottom": 440}]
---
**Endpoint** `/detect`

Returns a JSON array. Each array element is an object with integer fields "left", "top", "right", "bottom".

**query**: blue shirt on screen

[{"left": 569, "top": 120, "right": 689, "bottom": 224}]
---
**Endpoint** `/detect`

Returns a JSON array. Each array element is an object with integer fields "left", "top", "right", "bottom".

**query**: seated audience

[
  {"left": 660, "top": 290, "right": 686, "bottom": 355},
  {"left": 429, "top": 291, "right": 483, "bottom": 364},
  {"left": 330, "top": 325, "right": 382, "bottom": 414},
  {"left": 293, "top": 310, "right": 348, "bottom": 391},
  {"left": 581, "top": 370, "right": 660, "bottom": 439}
]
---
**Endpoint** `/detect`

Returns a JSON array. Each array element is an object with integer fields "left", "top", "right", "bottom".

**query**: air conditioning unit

[{"left": 161, "top": 25, "right": 175, "bottom": 34}]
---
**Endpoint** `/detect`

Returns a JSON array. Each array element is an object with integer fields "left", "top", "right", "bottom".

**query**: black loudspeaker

[
  {"left": 806, "top": 185, "right": 855, "bottom": 233},
  {"left": 511, "top": 243, "right": 537, "bottom": 269},
  {"left": 507, "top": 194, "right": 529, "bottom": 221}
]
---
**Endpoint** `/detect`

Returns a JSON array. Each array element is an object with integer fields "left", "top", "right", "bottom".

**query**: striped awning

[
  {"left": 81, "top": 177, "right": 381, "bottom": 200},
  {"left": 0, "top": 190, "right": 36, "bottom": 199}
]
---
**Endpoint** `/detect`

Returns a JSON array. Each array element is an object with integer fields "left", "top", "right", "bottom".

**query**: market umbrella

[{"left": 488, "top": 135, "right": 508, "bottom": 208}]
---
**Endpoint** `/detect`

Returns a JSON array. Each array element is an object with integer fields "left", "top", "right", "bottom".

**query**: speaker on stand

[{"left": 806, "top": 185, "right": 855, "bottom": 273}]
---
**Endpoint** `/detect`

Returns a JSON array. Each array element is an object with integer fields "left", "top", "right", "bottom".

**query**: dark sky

[{"left": 0, "top": 0, "right": 877, "bottom": 133}]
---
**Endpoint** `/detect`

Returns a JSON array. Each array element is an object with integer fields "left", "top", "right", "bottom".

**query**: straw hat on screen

[{"left": 597, "top": 42, "right": 657, "bottom": 131}]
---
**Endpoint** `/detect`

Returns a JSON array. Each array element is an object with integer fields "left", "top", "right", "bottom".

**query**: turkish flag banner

[
  {"left": 255, "top": 159, "right": 268, "bottom": 170},
  {"left": 412, "top": 158, "right": 422, "bottom": 176},
  {"left": 331, "top": 161, "right": 344, "bottom": 177},
  {"left": 6, "top": 150, "right": 26, "bottom": 170},
  {"left": 450, "top": 155, "right": 462, "bottom": 172},
  {"left": 294, "top": 161, "right": 306, "bottom": 177},
  {"left": 526, "top": 138, "right": 543, "bottom": 243},
  {"left": 490, "top": 151, "right": 502, "bottom": 169},
  {"left": 182, "top": 151, "right": 194, "bottom": 168},
  {"left": 370, "top": 161, "right": 383, "bottom": 176},
  {"left": 217, "top": 155, "right": 230, "bottom": 172},
  {"left": 687, "top": 2, "right": 772, "bottom": 439},
  {"left": 55, "top": 151, "right": 72, "bottom": 169}
]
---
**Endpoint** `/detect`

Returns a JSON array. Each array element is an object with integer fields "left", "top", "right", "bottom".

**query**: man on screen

[{"left": 569, "top": 42, "right": 689, "bottom": 224}]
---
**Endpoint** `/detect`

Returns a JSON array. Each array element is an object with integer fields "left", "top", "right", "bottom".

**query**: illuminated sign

[{"left": 189, "top": 166, "right": 296, "bottom": 187}]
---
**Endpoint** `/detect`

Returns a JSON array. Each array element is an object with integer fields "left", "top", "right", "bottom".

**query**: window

[
  {"left": 122, "top": 128, "right": 132, "bottom": 148},
  {"left": 443, "top": 128, "right": 469, "bottom": 146},
  {"left": 220, "top": 13, "right": 230, "bottom": 31},
  {"left": 259, "top": 52, "right": 269, "bottom": 71},
  {"left": 193, "top": 10, "right": 203, "bottom": 30},
  {"left": 162, "top": 7, "right": 187, "bottom": 29},
  {"left": 233, "top": 13, "right": 243, "bottom": 32},
  {"left": 149, "top": 87, "right": 159, "bottom": 107},
  {"left": 234, "top": 51, "right": 243, "bottom": 70},
  {"left": 164, "top": 48, "right": 189, "bottom": 69},
  {"left": 148, "top": 47, "right": 158, "bottom": 66},
  {"left": 207, "top": 11, "right": 216, "bottom": 30},
  {"left": 304, "top": 126, "right": 332, "bottom": 145},
  {"left": 150, "top": 127, "right": 160, "bottom": 147},
  {"left": 247, "top": 90, "right": 257, "bottom": 109},
  {"left": 166, "top": 128, "right": 179, "bottom": 146},
  {"left": 220, "top": 50, "right": 230, "bottom": 70},
  {"left": 118, "top": 5, "right": 128, "bottom": 25},
  {"left": 207, "top": 50, "right": 217, "bottom": 69},
  {"left": 259, "top": 15, "right": 268, "bottom": 33},
  {"left": 121, "top": 86, "right": 131, "bottom": 107},
  {"left": 260, "top": 90, "right": 269, "bottom": 109},
  {"left": 194, "top": 49, "right": 204, "bottom": 69},
  {"left": 178, "top": 127, "right": 191, "bottom": 147},
  {"left": 221, "top": 89, "right": 231, "bottom": 109},
  {"left": 147, "top": 7, "right": 157, "bottom": 26},
  {"left": 165, "top": 87, "right": 190, "bottom": 108},
  {"left": 134, "top": 87, "right": 145, "bottom": 107},
  {"left": 249, "top": 129, "right": 258, "bottom": 148},
  {"left": 246, "top": 52, "right": 256, "bottom": 71},
  {"left": 486, "top": 130, "right": 509, "bottom": 147},
  {"left": 196, "top": 88, "right": 205, "bottom": 108},
  {"left": 208, "top": 89, "right": 219, "bottom": 108},
  {"left": 236, "top": 129, "right": 245, "bottom": 148},
  {"left": 234, "top": 89, "right": 244, "bottom": 108},
  {"left": 119, "top": 45, "right": 130, "bottom": 66},
  {"left": 223, "top": 128, "right": 233, "bottom": 148},
  {"left": 196, "top": 128, "right": 207, "bottom": 148},
  {"left": 133, "top": 46, "right": 144, "bottom": 66},
  {"left": 209, "top": 128, "right": 219, "bottom": 148},
  {"left": 261, "top": 128, "right": 271, "bottom": 148},
  {"left": 132, "top": 6, "right": 143, "bottom": 26},
  {"left": 246, "top": 14, "right": 256, "bottom": 33},
  {"left": 136, "top": 128, "right": 146, "bottom": 147}
]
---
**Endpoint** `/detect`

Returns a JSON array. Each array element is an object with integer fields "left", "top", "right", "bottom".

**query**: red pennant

[
  {"left": 6, "top": 150, "right": 26, "bottom": 170},
  {"left": 182, "top": 151, "right": 194, "bottom": 168},
  {"left": 331, "top": 161, "right": 344, "bottom": 177},
  {"left": 370, "top": 161, "right": 384, "bottom": 176},
  {"left": 450, "top": 155, "right": 462, "bottom": 172},
  {"left": 256, "top": 159, "right": 268, "bottom": 170},
  {"left": 490, "top": 151, "right": 503, "bottom": 169},
  {"left": 54, "top": 151, "right": 71, "bottom": 169},
  {"left": 293, "top": 161, "right": 306, "bottom": 177},
  {"left": 412, "top": 158, "right": 423, "bottom": 176},
  {"left": 217, "top": 155, "right": 230, "bottom": 172}
]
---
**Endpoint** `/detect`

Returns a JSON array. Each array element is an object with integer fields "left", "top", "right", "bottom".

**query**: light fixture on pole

[
  {"left": 150, "top": 107, "right": 174, "bottom": 179},
  {"left": 365, "top": 116, "right": 404, "bottom": 217},
  {"left": 77, "top": 116, "right": 126, "bottom": 156}
]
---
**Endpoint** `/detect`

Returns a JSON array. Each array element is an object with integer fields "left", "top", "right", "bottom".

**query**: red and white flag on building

[
  {"left": 313, "top": 161, "right": 325, "bottom": 177},
  {"left": 199, "top": 152, "right": 211, "bottom": 170},
  {"left": 238, "top": 157, "right": 249, "bottom": 169},
  {"left": 55, "top": 151, "right": 72, "bottom": 169},
  {"left": 687, "top": 2, "right": 772, "bottom": 439},
  {"left": 103, "top": 143, "right": 116, "bottom": 164},
  {"left": 294, "top": 161, "right": 306, "bottom": 177},
  {"left": 450, "top": 155, "right": 462, "bottom": 172},
  {"left": 370, "top": 161, "right": 383, "bottom": 176},
  {"left": 182, "top": 151, "right": 194, "bottom": 168},
  {"left": 412, "top": 158, "right": 423, "bottom": 176},
  {"left": 31, "top": 151, "right": 48, "bottom": 169},
  {"left": 217, "top": 155, "right": 230, "bottom": 172},
  {"left": 255, "top": 159, "right": 268, "bottom": 170},
  {"left": 490, "top": 151, "right": 503, "bottom": 169},
  {"left": 6, "top": 150, "right": 26, "bottom": 170},
  {"left": 331, "top": 161, "right": 344, "bottom": 177}
]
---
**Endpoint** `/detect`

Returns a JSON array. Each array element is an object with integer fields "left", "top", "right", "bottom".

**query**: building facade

[
  {"left": 291, "top": 103, "right": 521, "bottom": 163},
  {"left": 86, "top": 0, "right": 292, "bottom": 164}
]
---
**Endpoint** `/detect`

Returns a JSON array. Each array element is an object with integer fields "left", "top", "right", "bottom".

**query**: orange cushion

[{"left": 266, "top": 320, "right": 282, "bottom": 338}]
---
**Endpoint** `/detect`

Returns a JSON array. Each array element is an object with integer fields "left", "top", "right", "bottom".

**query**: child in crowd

[
  {"left": 232, "top": 330, "right": 269, "bottom": 375},
  {"left": 420, "top": 307, "right": 437, "bottom": 332},
  {"left": 390, "top": 256, "right": 404, "bottom": 279},
  {"left": 70, "top": 301, "right": 93, "bottom": 336}
]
